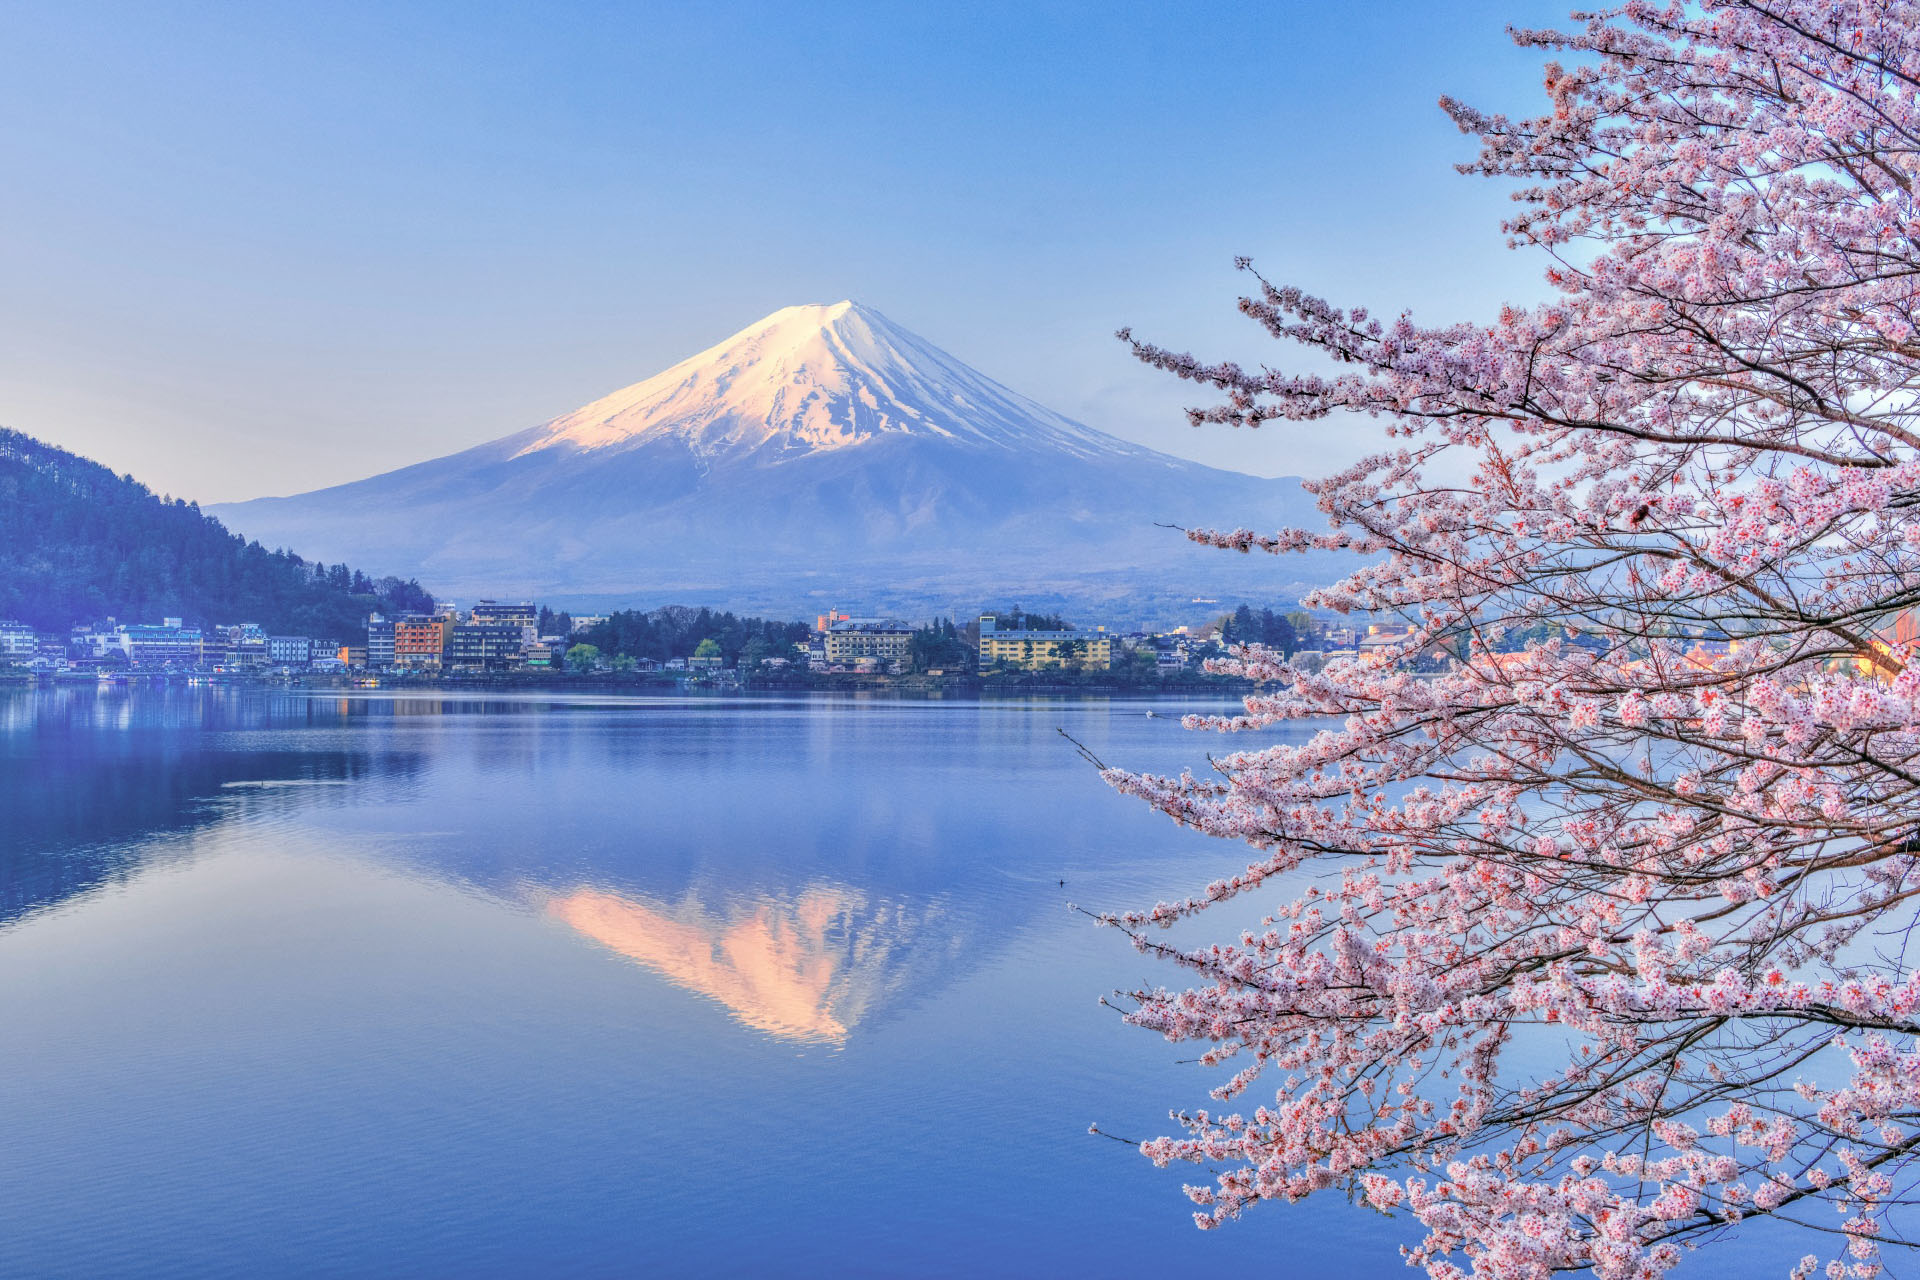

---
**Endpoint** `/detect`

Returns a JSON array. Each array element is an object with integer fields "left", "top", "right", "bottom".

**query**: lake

[{"left": 0, "top": 686, "right": 1793, "bottom": 1277}]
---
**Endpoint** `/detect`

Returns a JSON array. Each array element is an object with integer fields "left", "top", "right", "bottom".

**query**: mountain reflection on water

[
  {"left": 548, "top": 883, "right": 947, "bottom": 1043},
  {"left": 8, "top": 686, "right": 1468, "bottom": 1279},
  {"left": 0, "top": 688, "right": 1049, "bottom": 1041}
]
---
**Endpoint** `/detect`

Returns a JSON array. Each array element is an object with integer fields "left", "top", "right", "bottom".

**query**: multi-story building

[
  {"left": 124, "top": 619, "right": 204, "bottom": 667},
  {"left": 0, "top": 620, "right": 36, "bottom": 661},
  {"left": 469, "top": 600, "right": 538, "bottom": 630},
  {"left": 337, "top": 645, "right": 368, "bottom": 668},
  {"left": 822, "top": 621, "right": 913, "bottom": 669},
  {"left": 267, "top": 635, "right": 313, "bottom": 668},
  {"left": 230, "top": 624, "right": 269, "bottom": 668},
  {"left": 70, "top": 622, "right": 131, "bottom": 663},
  {"left": 66, "top": 619, "right": 204, "bottom": 667},
  {"left": 366, "top": 614, "right": 396, "bottom": 669},
  {"left": 445, "top": 622, "right": 526, "bottom": 671},
  {"left": 393, "top": 616, "right": 449, "bottom": 671},
  {"left": 201, "top": 627, "right": 233, "bottom": 668},
  {"left": 977, "top": 614, "right": 1112, "bottom": 671}
]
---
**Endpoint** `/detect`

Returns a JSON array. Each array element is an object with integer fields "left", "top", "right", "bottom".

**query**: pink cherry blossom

[{"left": 1100, "top": 5, "right": 1920, "bottom": 1277}]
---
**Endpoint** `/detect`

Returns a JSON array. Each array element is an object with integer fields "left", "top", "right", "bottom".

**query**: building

[
  {"left": 202, "top": 623, "right": 266, "bottom": 669},
  {"left": 31, "top": 634, "right": 68, "bottom": 669},
  {"left": 338, "top": 645, "right": 369, "bottom": 668},
  {"left": 469, "top": 600, "right": 538, "bottom": 630},
  {"left": 570, "top": 615, "right": 606, "bottom": 634},
  {"left": 0, "top": 621, "right": 36, "bottom": 661},
  {"left": 1357, "top": 625, "right": 1415, "bottom": 658},
  {"left": 822, "top": 620, "right": 913, "bottom": 669},
  {"left": 70, "top": 622, "right": 131, "bottom": 663},
  {"left": 231, "top": 624, "right": 269, "bottom": 668},
  {"left": 393, "top": 616, "right": 449, "bottom": 671},
  {"left": 977, "top": 614, "right": 1112, "bottom": 671},
  {"left": 445, "top": 622, "right": 526, "bottom": 671},
  {"left": 201, "top": 627, "right": 233, "bottom": 668},
  {"left": 267, "top": 635, "right": 313, "bottom": 668},
  {"left": 366, "top": 614, "right": 396, "bottom": 669},
  {"left": 67, "top": 619, "right": 204, "bottom": 667},
  {"left": 523, "top": 642, "right": 557, "bottom": 670},
  {"left": 125, "top": 619, "right": 204, "bottom": 667}
]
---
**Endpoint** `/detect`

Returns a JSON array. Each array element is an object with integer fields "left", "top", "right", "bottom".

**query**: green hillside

[{"left": 0, "top": 428, "right": 431, "bottom": 637}]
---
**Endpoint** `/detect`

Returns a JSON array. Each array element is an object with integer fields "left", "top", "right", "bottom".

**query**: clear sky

[{"left": 0, "top": 0, "right": 1570, "bottom": 503}]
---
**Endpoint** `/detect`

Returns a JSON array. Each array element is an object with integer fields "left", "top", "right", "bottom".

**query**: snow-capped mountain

[
  {"left": 209, "top": 302, "right": 1343, "bottom": 620},
  {"left": 514, "top": 301, "right": 1134, "bottom": 462}
]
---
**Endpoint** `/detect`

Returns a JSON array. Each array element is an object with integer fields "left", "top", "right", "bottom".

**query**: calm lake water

[{"left": 0, "top": 687, "right": 1797, "bottom": 1277}]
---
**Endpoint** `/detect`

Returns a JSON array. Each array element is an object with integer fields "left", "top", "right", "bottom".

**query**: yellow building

[{"left": 977, "top": 615, "right": 1112, "bottom": 671}]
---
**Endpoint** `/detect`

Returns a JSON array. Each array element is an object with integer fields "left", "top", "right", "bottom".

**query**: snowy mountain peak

[
  {"left": 513, "top": 301, "right": 1140, "bottom": 463},
  {"left": 208, "top": 299, "right": 1332, "bottom": 617}
]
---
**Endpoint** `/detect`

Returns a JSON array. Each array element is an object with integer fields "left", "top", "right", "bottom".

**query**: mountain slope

[
  {"left": 210, "top": 303, "right": 1343, "bottom": 618},
  {"left": 0, "top": 428, "right": 432, "bottom": 634}
]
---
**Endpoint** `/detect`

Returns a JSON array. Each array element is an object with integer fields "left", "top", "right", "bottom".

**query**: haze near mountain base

[{"left": 210, "top": 302, "right": 1341, "bottom": 622}]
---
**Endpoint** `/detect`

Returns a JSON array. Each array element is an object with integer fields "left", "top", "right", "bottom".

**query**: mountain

[
  {"left": 0, "top": 428, "right": 432, "bottom": 635},
  {"left": 209, "top": 302, "right": 1342, "bottom": 621}
]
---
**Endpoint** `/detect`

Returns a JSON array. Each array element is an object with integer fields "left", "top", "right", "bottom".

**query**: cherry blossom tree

[{"left": 1100, "top": 5, "right": 1920, "bottom": 1276}]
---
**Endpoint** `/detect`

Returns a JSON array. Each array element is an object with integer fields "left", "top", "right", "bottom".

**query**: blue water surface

[{"left": 0, "top": 687, "right": 1807, "bottom": 1277}]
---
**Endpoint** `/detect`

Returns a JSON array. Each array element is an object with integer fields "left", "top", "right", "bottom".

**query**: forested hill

[{"left": 0, "top": 428, "right": 432, "bottom": 636}]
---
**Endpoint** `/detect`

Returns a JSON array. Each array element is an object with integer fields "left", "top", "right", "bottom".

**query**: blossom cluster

[{"left": 1103, "top": 5, "right": 1920, "bottom": 1277}]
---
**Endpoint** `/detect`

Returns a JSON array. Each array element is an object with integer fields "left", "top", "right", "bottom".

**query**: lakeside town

[{"left": 0, "top": 599, "right": 1416, "bottom": 690}]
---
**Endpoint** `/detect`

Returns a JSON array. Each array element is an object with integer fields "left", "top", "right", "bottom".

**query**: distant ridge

[{"left": 210, "top": 303, "right": 1348, "bottom": 621}]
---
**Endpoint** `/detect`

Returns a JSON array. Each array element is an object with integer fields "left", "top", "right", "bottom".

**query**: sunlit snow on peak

[{"left": 513, "top": 301, "right": 1141, "bottom": 463}]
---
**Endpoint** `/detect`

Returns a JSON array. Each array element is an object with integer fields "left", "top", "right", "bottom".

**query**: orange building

[{"left": 393, "top": 616, "right": 448, "bottom": 671}]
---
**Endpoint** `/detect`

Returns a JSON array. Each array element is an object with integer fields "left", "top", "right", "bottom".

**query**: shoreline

[{"left": 5, "top": 669, "right": 1254, "bottom": 699}]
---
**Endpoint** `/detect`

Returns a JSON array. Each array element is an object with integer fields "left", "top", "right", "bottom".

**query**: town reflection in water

[{"left": 547, "top": 883, "right": 942, "bottom": 1044}]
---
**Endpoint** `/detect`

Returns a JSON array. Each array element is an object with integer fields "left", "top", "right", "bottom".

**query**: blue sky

[{"left": 0, "top": 0, "right": 1568, "bottom": 502}]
